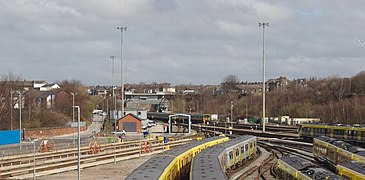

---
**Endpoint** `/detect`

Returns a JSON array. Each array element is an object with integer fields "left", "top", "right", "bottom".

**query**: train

[
  {"left": 275, "top": 154, "right": 344, "bottom": 180},
  {"left": 313, "top": 136, "right": 365, "bottom": 169},
  {"left": 147, "top": 112, "right": 212, "bottom": 124},
  {"left": 125, "top": 136, "right": 229, "bottom": 180},
  {"left": 337, "top": 161, "right": 365, "bottom": 179},
  {"left": 299, "top": 123, "right": 365, "bottom": 143},
  {"left": 313, "top": 136, "right": 365, "bottom": 179},
  {"left": 190, "top": 135, "right": 257, "bottom": 180}
]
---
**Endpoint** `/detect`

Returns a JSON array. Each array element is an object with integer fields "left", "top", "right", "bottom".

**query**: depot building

[{"left": 117, "top": 113, "right": 142, "bottom": 132}]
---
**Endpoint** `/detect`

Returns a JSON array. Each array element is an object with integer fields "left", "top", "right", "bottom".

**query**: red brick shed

[{"left": 117, "top": 114, "right": 142, "bottom": 132}]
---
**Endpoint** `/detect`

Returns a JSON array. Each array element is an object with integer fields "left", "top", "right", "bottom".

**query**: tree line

[{"left": 171, "top": 72, "right": 365, "bottom": 124}]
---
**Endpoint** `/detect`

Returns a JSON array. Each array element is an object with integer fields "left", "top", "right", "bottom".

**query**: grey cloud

[{"left": 0, "top": 0, "right": 364, "bottom": 85}]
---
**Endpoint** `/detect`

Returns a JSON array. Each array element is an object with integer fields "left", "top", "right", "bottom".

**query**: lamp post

[
  {"left": 71, "top": 92, "right": 77, "bottom": 147},
  {"left": 110, "top": 55, "right": 117, "bottom": 141},
  {"left": 110, "top": 55, "right": 116, "bottom": 119},
  {"left": 73, "top": 106, "right": 81, "bottom": 180},
  {"left": 30, "top": 138, "right": 40, "bottom": 179},
  {"left": 259, "top": 22, "right": 269, "bottom": 133},
  {"left": 18, "top": 91, "right": 23, "bottom": 152},
  {"left": 230, "top": 101, "right": 233, "bottom": 123},
  {"left": 10, "top": 89, "right": 13, "bottom": 130},
  {"left": 117, "top": 26, "right": 127, "bottom": 119}
]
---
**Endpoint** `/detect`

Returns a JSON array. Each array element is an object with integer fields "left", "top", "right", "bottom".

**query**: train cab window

[{"left": 229, "top": 151, "right": 234, "bottom": 159}]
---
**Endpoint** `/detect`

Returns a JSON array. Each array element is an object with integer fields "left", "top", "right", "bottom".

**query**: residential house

[
  {"left": 35, "top": 91, "right": 58, "bottom": 109},
  {"left": 40, "top": 84, "right": 60, "bottom": 91}
]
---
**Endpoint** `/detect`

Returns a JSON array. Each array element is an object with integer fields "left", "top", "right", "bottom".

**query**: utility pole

[
  {"left": 259, "top": 22, "right": 269, "bottom": 133},
  {"left": 117, "top": 26, "right": 127, "bottom": 119}
]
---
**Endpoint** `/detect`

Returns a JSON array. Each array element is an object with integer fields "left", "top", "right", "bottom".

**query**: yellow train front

[
  {"left": 337, "top": 161, "right": 365, "bottom": 179},
  {"left": 125, "top": 136, "right": 229, "bottom": 180},
  {"left": 299, "top": 123, "right": 365, "bottom": 143}
]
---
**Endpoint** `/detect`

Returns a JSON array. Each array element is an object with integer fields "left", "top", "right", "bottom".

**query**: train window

[
  {"left": 334, "top": 130, "right": 344, "bottom": 135},
  {"left": 244, "top": 144, "right": 248, "bottom": 152},
  {"left": 320, "top": 128, "right": 326, "bottom": 134},
  {"left": 229, "top": 151, "right": 234, "bottom": 159},
  {"left": 241, "top": 146, "right": 245, "bottom": 153},
  {"left": 314, "top": 128, "right": 318, "bottom": 133},
  {"left": 302, "top": 127, "right": 308, "bottom": 132},
  {"left": 236, "top": 148, "right": 240, "bottom": 156}
]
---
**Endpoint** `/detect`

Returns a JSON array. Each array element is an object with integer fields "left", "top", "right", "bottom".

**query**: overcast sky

[{"left": 1, "top": 0, "right": 364, "bottom": 85}]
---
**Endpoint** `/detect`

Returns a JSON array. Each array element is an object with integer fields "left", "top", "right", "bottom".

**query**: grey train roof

[
  {"left": 316, "top": 136, "right": 365, "bottom": 158},
  {"left": 280, "top": 154, "right": 344, "bottom": 180},
  {"left": 191, "top": 135, "right": 256, "bottom": 180},
  {"left": 280, "top": 154, "right": 312, "bottom": 171},
  {"left": 125, "top": 136, "right": 226, "bottom": 180}
]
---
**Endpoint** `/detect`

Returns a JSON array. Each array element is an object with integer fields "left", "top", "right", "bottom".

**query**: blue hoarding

[{"left": 0, "top": 130, "right": 20, "bottom": 145}]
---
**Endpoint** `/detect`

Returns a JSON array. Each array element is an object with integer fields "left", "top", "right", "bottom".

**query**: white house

[{"left": 40, "top": 84, "right": 61, "bottom": 91}]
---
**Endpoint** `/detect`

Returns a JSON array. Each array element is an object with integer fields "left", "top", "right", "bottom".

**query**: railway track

[{"left": 0, "top": 137, "right": 193, "bottom": 179}]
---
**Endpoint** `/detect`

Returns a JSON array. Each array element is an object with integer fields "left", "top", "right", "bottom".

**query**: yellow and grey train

[
  {"left": 125, "top": 136, "right": 229, "bottom": 180},
  {"left": 337, "top": 161, "right": 365, "bottom": 180},
  {"left": 313, "top": 136, "right": 365, "bottom": 179},
  {"left": 299, "top": 123, "right": 365, "bottom": 142},
  {"left": 190, "top": 135, "right": 257, "bottom": 180},
  {"left": 275, "top": 154, "right": 344, "bottom": 180}
]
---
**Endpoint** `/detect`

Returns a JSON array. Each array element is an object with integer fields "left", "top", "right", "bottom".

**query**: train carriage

[
  {"left": 191, "top": 135, "right": 257, "bottom": 180},
  {"left": 337, "top": 161, "right": 365, "bottom": 180},
  {"left": 126, "top": 136, "right": 229, "bottom": 180},
  {"left": 299, "top": 123, "right": 365, "bottom": 143},
  {"left": 276, "top": 154, "right": 344, "bottom": 180},
  {"left": 313, "top": 136, "right": 365, "bottom": 169}
]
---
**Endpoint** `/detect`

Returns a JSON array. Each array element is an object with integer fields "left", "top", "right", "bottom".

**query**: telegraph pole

[{"left": 259, "top": 22, "right": 269, "bottom": 132}]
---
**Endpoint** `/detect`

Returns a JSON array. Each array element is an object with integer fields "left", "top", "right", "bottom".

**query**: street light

[
  {"left": 29, "top": 138, "right": 40, "bottom": 179},
  {"left": 17, "top": 91, "right": 24, "bottom": 152},
  {"left": 110, "top": 56, "right": 117, "bottom": 121},
  {"left": 71, "top": 92, "right": 78, "bottom": 147},
  {"left": 73, "top": 106, "right": 81, "bottom": 180},
  {"left": 10, "top": 89, "right": 13, "bottom": 130},
  {"left": 117, "top": 26, "right": 127, "bottom": 119},
  {"left": 259, "top": 22, "right": 269, "bottom": 133}
]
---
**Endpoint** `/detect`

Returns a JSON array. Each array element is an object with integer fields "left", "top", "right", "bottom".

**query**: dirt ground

[{"left": 39, "top": 155, "right": 152, "bottom": 180}]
